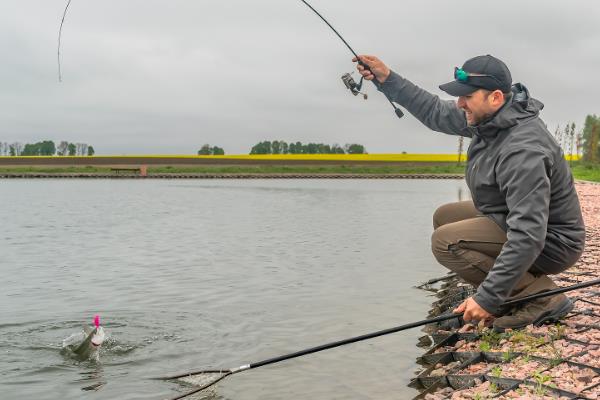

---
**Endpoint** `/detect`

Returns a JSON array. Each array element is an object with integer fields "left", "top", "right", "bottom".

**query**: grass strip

[
  {"left": 570, "top": 163, "right": 600, "bottom": 182},
  {"left": 0, "top": 164, "right": 466, "bottom": 175},
  {"left": 0, "top": 162, "right": 599, "bottom": 181}
]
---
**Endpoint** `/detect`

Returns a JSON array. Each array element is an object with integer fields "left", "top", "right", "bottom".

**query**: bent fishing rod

[
  {"left": 160, "top": 277, "right": 600, "bottom": 400},
  {"left": 57, "top": 0, "right": 405, "bottom": 118},
  {"left": 298, "top": 0, "right": 404, "bottom": 118}
]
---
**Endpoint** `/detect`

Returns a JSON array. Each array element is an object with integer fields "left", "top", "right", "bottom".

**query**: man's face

[{"left": 457, "top": 89, "right": 501, "bottom": 126}]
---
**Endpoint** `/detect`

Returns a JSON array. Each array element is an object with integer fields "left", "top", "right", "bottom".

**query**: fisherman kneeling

[{"left": 355, "top": 54, "right": 585, "bottom": 331}]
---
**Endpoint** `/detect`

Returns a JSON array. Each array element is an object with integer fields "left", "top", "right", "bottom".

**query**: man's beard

[{"left": 466, "top": 110, "right": 495, "bottom": 126}]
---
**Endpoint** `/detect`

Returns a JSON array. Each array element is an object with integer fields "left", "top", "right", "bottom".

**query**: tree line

[
  {"left": 550, "top": 115, "right": 600, "bottom": 163},
  {"left": 552, "top": 122, "right": 581, "bottom": 162},
  {"left": 581, "top": 114, "right": 600, "bottom": 163},
  {"left": 197, "top": 144, "right": 225, "bottom": 155},
  {"left": 249, "top": 141, "right": 366, "bottom": 155},
  {"left": 0, "top": 141, "right": 95, "bottom": 156}
]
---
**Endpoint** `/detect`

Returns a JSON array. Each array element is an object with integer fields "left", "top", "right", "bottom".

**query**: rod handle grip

[{"left": 357, "top": 60, "right": 372, "bottom": 74}]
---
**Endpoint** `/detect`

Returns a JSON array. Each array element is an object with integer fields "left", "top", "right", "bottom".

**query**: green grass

[
  {"left": 0, "top": 164, "right": 467, "bottom": 175},
  {"left": 148, "top": 164, "right": 467, "bottom": 174},
  {"left": 1, "top": 162, "right": 599, "bottom": 181},
  {"left": 0, "top": 166, "right": 114, "bottom": 173},
  {"left": 570, "top": 162, "right": 600, "bottom": 182}
]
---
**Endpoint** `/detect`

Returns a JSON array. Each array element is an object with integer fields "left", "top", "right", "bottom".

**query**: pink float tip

[{"left": 93, "top": 315, "right": 100, "bottom": 328}]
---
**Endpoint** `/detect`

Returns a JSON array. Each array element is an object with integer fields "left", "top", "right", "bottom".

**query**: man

[{"left": 355, "top": 54, "right": 586, "bottom": 331}]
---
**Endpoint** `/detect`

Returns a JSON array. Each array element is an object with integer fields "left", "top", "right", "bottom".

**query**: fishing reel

[{"left": 341, "top": 72, "right": 368, "bottom": 100}]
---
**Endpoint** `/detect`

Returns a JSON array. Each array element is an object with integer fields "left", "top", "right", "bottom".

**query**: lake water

[{"left": 0, "top": 179, "right": 468, "bottom": 400}]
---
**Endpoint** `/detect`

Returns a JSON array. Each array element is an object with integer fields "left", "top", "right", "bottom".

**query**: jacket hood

[{"left": 474, "top": 83, "right": 544, "bottom": 139}]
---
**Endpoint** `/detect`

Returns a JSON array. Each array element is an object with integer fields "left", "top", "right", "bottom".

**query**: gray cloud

[{"left": 0, "top": 0, "right": 598, "bottom": 154}]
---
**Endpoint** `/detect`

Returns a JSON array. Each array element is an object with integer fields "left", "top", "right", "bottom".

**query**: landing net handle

[{"left": 162, "top": 278, "right": 600, "bottom": 399}]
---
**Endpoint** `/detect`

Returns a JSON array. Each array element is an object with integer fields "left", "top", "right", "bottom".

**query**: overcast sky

[{"left": 1, "top": 0, "right": 598, "bottom": 155}]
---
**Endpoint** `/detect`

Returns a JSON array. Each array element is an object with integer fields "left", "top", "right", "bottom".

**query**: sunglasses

[{"left": 454, "top": 67, "right": 504, "bottom": 87}]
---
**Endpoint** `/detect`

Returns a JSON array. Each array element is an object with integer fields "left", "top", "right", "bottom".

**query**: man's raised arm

[{"left": 354, "top": 55, "right": 469, "bottom": 137}]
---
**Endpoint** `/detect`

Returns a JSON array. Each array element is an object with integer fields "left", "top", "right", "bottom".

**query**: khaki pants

[{"left": 430, "top": 201, "right": 558, "bottom": 309}]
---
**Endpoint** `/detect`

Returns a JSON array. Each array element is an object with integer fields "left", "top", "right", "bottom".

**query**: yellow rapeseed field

[{"left": 0, "top": 154, "right": 581, "bottom": 162}]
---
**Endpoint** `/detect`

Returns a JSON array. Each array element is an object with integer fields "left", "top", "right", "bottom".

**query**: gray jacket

[{"left": 377, "top": 71, "right": 586, "bottom": 314}]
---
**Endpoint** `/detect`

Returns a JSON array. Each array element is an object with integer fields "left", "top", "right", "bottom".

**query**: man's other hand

[
  {"left": 453, "top": 296, "right": 494, "bottom": 322},
  {"left": 352, "top": 55, "right": 391, "bottom": 83}
]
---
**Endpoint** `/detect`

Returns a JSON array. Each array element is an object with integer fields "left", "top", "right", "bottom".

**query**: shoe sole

[{"left": 493, "top": 298, "right": 574, "bottom": 333}]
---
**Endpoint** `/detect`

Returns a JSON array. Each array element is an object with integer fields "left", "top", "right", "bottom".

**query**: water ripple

[{"left": 0, "top": 179, "right": 468, "bottom": 399}]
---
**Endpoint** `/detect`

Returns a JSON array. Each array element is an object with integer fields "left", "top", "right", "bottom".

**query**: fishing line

[
  {"left": 56, "top": 0, "right": 404, "bottom": 118},
  {"left": 57, "top": 0, "right": 73, "bottom": 83}
]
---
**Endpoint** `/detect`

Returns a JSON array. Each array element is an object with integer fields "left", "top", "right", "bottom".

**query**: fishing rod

[
  {"left": 57, "top": 0, "right": 73, "bottom": 83},
  {"left": 159, "top": 277, "right": 600, "bottom": 400},
  {"left": 298, "top": 0, "right": 404, "bottom": 118},
  {"left": 56, "top": 1, "right": 405, "bottom": 118}
]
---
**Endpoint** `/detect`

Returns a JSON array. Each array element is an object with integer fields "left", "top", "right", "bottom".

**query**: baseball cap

[{"left": 439, "top": 55, "right": 512, "bottom": 96}]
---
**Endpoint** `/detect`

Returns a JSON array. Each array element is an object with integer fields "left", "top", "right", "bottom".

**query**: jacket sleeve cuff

[
  {"left": 374, "top": 70, "right": 404, "bottom": 94},
  {"left": 473, "top": 292, "right": 500, "bottom": 316}
]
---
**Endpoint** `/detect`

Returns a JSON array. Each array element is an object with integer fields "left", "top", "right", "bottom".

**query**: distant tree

[
  {"left": 198, "top": 144, "right": 224, "bottom": 155},
  {"left": 272, "top": 140, "right": 281, "bottom": 154},
  {"left": 592, "top": 124, "right": 599, "bottom": 163},
  {"left": 211, "top": 146, "right": 225, "bottom": 155},
  {"left": 457, "top": 136, "right": 464, "bottom": 164},
  {"left": 568, "top": 123, "right": 575, "bottom": 165},
  {"left": 576, "top": 129, "right": 583, "bottom": 160},
  {"left": 345, "top": 143, "right": 367, "bottom": 154},
  {"left": 9, "top": 142, "right": 23, "bottom": 156},
  {"left": 87, "top": 146, "right": 95, "bottom": 156},
  {"left": 68, "top": 143, "right": 76, "bottom": 156},
  {"left": 250, "top": 141, "right": 272, "bottom": 154},
  {"left": 19, "top": 140, "right": 56, "bottom": 156},
  {"left": 74, "top": 143, "right": 87, "bottom": 156},
  {"left": 553, "top": 125, "right": 562, "bottom": 151},
  {"left": 562, "top": 124, "right": 569, "bottom": 153},
  {"left": 21, "top": 143, "right": 39, "bottom": 155},
  {"left": 40, "top": 140, "right": 56, "bottom": 156},
  {"left": 331, "top": 143, "right": 345, "bottom": 154},
  {"left": 582, "top": 115, "right": 600, "bottom": 163},
  {"left": 249, "top": 140, "right": 366, "bottom": 155},
  {"left": 57, "top": 141, "right": 69, "bottom": 156},
  {"left": 316, "top": 143, "right": 331, "bottom": 154},
  {"left": 198, "top": 144, "right": 211, "bottom": 155}
]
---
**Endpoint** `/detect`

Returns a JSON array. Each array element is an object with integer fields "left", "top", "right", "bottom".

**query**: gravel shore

[{"left": 415, "top": 182, "right": 600, "bottom": 400}]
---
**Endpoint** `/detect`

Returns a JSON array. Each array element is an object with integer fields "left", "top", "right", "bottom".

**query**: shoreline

[
  {"left": 412, "top": 181, "right": 600, "bottom": 399},
  {"left": 0, "top": 172, "right": 466, "bottom": 179},
  {"left": 0, "top": 159, "right": 597, "bottom": 181}
]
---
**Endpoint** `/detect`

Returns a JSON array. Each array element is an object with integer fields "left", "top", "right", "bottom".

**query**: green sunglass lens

[{"left": 455, "top": 68, "right": 468, "bottom": 82}]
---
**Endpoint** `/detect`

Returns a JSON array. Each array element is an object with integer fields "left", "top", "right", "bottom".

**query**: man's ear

[{"left": 492, "top": 90, "right": 505, "bottom": 106}]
